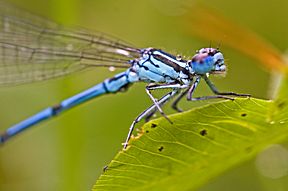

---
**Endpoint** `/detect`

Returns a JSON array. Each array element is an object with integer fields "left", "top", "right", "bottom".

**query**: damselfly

[{"left": 0, "top": 2, "right": 249, "bottom": 149}]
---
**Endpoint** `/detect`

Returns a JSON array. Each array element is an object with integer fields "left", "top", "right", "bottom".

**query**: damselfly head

[{"left": 189, "top": 48, "right": 226, "bottom": 75}]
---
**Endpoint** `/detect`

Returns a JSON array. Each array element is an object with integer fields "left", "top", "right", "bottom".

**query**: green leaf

[{"left": 93, "top": 76, "right": 288, "bottom": 191}]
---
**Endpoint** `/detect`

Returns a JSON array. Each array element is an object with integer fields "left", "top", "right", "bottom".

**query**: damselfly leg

[
  {"left": 171, "top": 88, "right": 189, "bottom": 112},
  {"left": 145, "top": 83, "right": 189, "bottom": 124},
  {"left": 123, "top": 89, "right": 179, "bottom": 149},
  {"left": 203, "top": 75, "right": 251, "bottom": 97}
]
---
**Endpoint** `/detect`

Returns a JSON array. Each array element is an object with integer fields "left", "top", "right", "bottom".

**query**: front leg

[
  {"left": 187, "top": 75, "right": 234, "bottom": 101},
  {"left": 203, "top": 74, "right": 251, "bottom": 97}
]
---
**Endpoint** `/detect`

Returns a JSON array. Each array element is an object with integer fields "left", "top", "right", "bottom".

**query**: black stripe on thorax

[{"left": 151, "top": 50, "right": 190, "bottom": 76}]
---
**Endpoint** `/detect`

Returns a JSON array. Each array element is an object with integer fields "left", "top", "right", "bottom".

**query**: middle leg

[
  {"left": 145, "top": 83, "right": 189, "bottom": 123},
  {"left": 123, "top": 89, "right": 179, "bottom": 149}
]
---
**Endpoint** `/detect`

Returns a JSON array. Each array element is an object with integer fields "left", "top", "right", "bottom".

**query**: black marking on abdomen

[
  {"left": 0, "top": 132, "right": 9, "bottom": 143},
  {"left": 108, "top": 73, "right": 127, "bottom": 83},
  {"left": 52, "top": 104, "right": 62, "bottom": 115},
  {"left": 107, "top": 72, "right": 131, "bottom": 92},
  {"left": 102, "top": 82, "right": 109, "bottom": 93}
]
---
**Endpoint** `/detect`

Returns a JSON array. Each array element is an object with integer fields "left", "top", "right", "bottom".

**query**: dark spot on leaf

[
  {"left": 200, "top": 129, "right": 207, "bottom": 136},
  {"left": 158, "top": 146, "right": 164, "bottom": 152},
  {"left": 277, "top": 101, "right": 285, "bottom": 109},
  {"left": 241, "top": 113, "right": 247, "bottom": 117},
  {"left": 151, "top": 123, "right": 157, "bottom": 128},
  {"left": 103, "top": 165, "right": 108, "bottom": 172},
  {"left": 245, "top": 146, "right": 253, "bottom": 153},
  {"left": 145, "top": 130, "right": 149, "bottom": 133}
]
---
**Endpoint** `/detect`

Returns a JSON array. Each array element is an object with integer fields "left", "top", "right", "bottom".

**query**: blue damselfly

[{"left": 0, "top": 1, "right": 249, "bottom": 149}]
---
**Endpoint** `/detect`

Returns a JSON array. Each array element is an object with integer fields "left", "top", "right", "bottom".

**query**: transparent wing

[{"left": 0, "top": 1, "right": 141, "bottom": 86}]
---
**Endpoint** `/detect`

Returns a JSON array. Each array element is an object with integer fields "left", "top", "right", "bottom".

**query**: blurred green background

[{"left": 0, "top": 0, "right": 288, "bottom": 190}]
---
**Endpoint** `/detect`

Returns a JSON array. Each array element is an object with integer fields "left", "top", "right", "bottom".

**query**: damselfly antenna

[{"left": 216, "top": 41, "right": 222, "bottom": 50}]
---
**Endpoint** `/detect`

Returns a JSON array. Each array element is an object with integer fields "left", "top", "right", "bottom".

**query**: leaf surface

[{"left": 93, "top": 77, "right": 288, "bottom": 191}]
